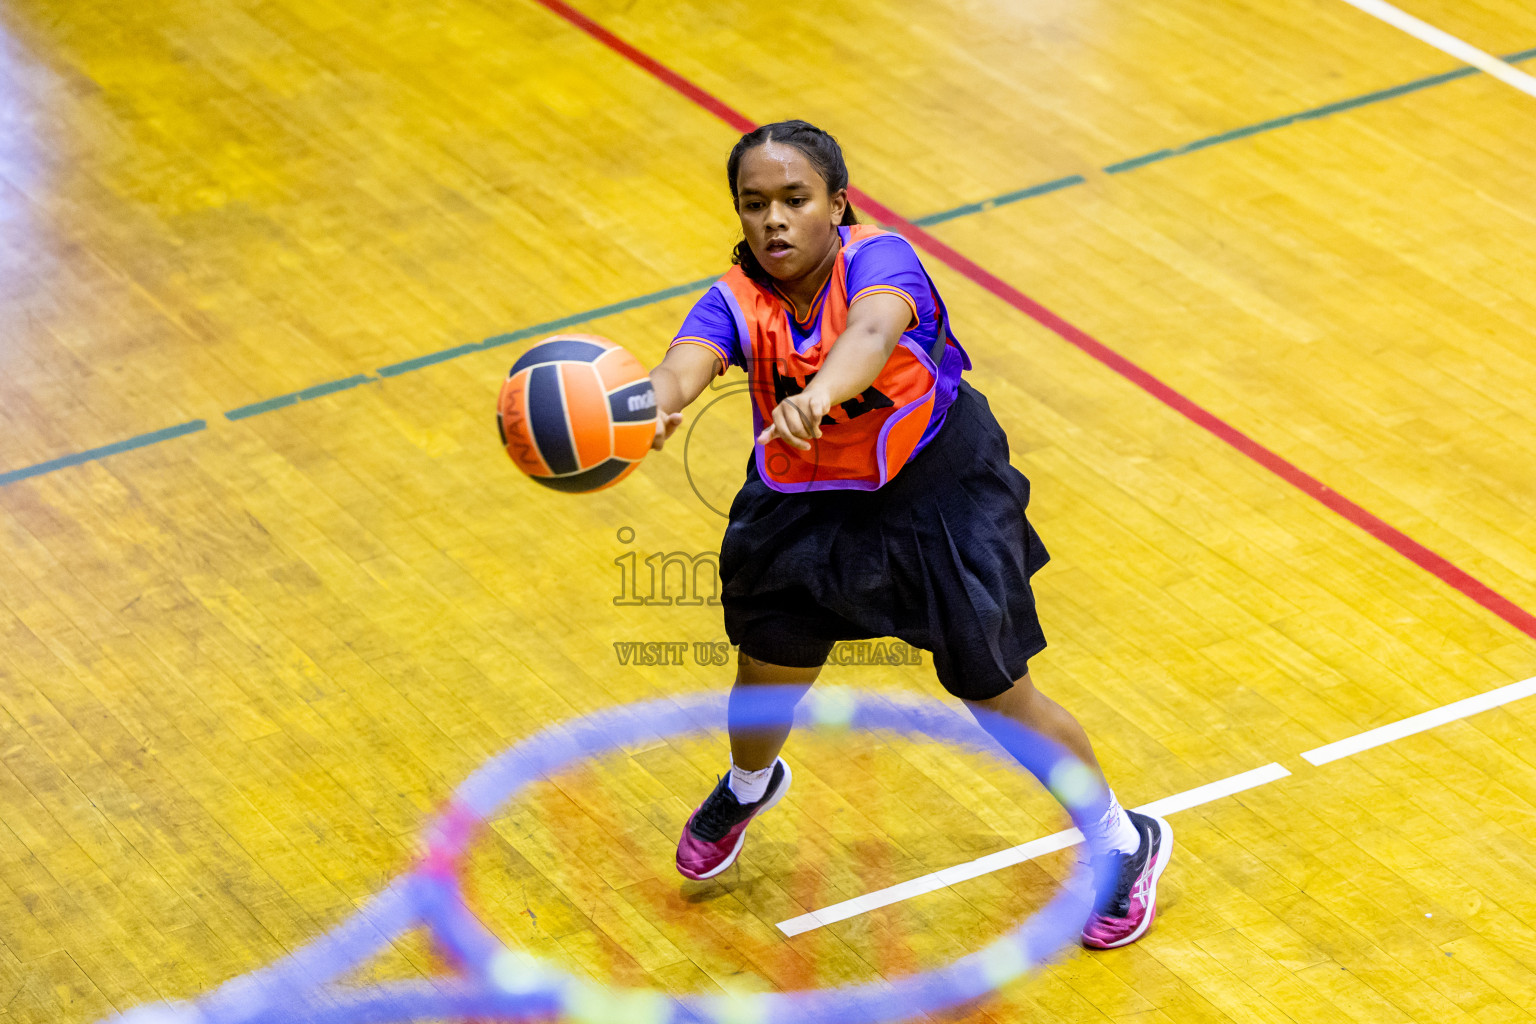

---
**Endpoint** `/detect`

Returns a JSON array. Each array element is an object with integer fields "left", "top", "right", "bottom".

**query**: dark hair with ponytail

[{"left": 727, "top": 120, "right": 858, "bottom": 285}]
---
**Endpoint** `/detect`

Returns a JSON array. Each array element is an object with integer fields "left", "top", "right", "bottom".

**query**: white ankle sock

[
  {"left": 1085, "top": 791, "right": 1141, "bottom": 855},
  {"left": 727, "top": 760, "right": 774, "bottom": 803}
]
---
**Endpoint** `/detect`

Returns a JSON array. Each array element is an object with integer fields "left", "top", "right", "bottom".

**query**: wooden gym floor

[{"left": 2, "top": 0, "right": 1535, "bottom": 1020}]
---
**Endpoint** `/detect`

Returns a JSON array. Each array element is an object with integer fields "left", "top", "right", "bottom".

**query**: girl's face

[{"left": 735, "top": 141, "right": 848, "bottom": 284}]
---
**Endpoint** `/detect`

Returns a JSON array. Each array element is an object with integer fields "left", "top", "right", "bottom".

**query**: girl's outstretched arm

[{"left": 650, "top": 343, "right": 723, "bottom": 451}]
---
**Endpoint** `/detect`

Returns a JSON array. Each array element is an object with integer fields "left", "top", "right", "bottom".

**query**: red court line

[{"left": 531, "top": 0, "right": 1536, "bottom": 644}]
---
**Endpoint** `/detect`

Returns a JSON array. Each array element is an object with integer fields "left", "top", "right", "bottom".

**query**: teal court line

[
  {"left": 374, "top": 276, "right": 720, "bottom": 378},
  {"left": 226, "top": 374, "right": 376, "bottom": 420},
  {"left": 0, "top": 420, "right": 208, "bottom": 486},
  {"left": 911, "top": 174, "right": 1087, "bottom": 227},
  {"left": 1104, "top": 45, "right": 1536, "bottom": 173},
  {"left": 3, "top": 44, "right": 1532, "bottom": 487}
]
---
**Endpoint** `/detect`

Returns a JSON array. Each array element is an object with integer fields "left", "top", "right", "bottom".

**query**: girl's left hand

[{"left": 758, "top": 388, "right": 831, "bottom": 450}]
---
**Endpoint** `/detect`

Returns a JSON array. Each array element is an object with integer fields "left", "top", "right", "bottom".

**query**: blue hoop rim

[{"left": 111, "top": 688, "right": 1113, "bottom": 1024}]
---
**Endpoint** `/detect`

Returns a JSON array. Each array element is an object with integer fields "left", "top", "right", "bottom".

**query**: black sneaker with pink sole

[
  {"left": 675, "top": 759, "right": 792, "bottom": 880},
  {"left": 1081, "top": 809, "right": 1173, "bottom": 949}
]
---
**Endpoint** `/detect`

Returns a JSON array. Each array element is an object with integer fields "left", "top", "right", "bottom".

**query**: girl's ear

[{"left": 829, "top": 188, "right": 848, "bottom": 226}]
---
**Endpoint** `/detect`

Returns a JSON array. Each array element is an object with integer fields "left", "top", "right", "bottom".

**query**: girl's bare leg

[{"left": 727, "top": 652, "right": 822, "bottom": 771}]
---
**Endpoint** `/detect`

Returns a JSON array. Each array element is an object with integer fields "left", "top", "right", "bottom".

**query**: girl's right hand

[
  {"left": 648, "top": 344, "right": 717, "bottom": 452},
  {"left": 653, "top": 409, "right": 683, "bottom": 451}
]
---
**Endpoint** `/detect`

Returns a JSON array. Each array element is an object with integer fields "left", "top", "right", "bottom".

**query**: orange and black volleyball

[{"left": 496, "top": 334, "right": 655, "bottom": 492}]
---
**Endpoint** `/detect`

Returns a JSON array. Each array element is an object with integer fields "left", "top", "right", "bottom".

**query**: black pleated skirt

[{"left": 720, "top": 380, "right": 1049, "bottom": 700}]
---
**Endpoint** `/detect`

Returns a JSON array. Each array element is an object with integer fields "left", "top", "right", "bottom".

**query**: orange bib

[{"left": 715, "top": 225, "right": 962, "bottom": 492}]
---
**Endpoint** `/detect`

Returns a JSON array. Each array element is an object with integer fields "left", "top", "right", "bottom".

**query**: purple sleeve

[
  {"left": 845, "top": 235, "right": 937, "bottom": 342},
  {"left": 670, "top": 286, "right": 741, "bottom": 372}
]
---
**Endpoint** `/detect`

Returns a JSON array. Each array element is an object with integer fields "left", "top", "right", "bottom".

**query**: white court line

[
  {"left": 776, "top": 762, "right": 1291, "bottom": 937},
  {"left": 1336, "top": 0, "right": 1536, "bottom": 99},
  {"left": 1303, "top": 675, "right": 1536, "bottom": 765},
  {"left": 777, "top": 675, "right": 1536, "bottom": 935}
]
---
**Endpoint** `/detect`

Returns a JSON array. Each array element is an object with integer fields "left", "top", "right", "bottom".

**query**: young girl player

[{"left": 648, "top": 120, "right": 1171, "bottom": 948}]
